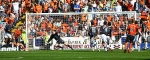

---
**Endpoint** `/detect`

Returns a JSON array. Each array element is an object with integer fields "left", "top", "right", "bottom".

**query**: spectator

[
  {"left": 98, "top": 15, "right": 104, "bottom": 26},
  {"left": 134, "top": 0, "right": 141, "bottom": 13},
  {"left": 115, "top": 2, "right": 122, "bottom": 12},
  {"left": 36, "top": 3, "right": 42, "bottom": 13},
  {"left": 0, "top": 4, "right": 4, "bottom": 12},
  {"left": 122, "top": 1, "right": 128, "bottom": 11},
  {"left": 145, "top": 0, "right": 150, "bottom": 9},
  {"left": 12, "top": 0, "right": 19, "bottom": 21},
  {"left": 74, "top": 1, "right": 80, "bottom": 12},
  {"left": 43, "top": 1, "right": 49, "bottom": 13},
  {"left": 105, "top": 0, "right": 111, "bottom": 11}
]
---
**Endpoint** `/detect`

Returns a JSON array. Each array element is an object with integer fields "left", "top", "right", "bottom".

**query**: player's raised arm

[{"left": 47, "top": 31, "right": 55, "bottom": 43}]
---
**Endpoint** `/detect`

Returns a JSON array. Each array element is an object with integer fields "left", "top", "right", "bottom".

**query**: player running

[
  {"left": 133, "top": 21, "right": 142, "bottom": 52},
  {"left": 142, "top": 21, "right": 149, "bottom": 50},
  {"left": 124, "top": 19, "right": 141, "bottom": 53},
  {"left": 106, "top": 22, "right": 113, "bottom": 51},
  {"left": 47, "top": 30, "right": 74, "bottom": 50},
  {"left": 88, "top": 22, "right": 99, "bottom": 52}
]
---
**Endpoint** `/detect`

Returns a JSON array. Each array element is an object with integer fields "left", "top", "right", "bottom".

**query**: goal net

[{"left": 26, "top": 11, "right": 137, "bottom": 51}]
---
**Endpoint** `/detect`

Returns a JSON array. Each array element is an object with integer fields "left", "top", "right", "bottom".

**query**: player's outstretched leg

[
  {"left": 66, "top": 44, "right": 74, "bottom": 50},
  {"left": 64, "top": 43, "right": 74, "bottom": 50},
  {"left": 66, "top": 45, "right": 74, "bottom": 50}
]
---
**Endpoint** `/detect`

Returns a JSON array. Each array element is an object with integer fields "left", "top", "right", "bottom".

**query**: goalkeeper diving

[{"left": 47, "top": 30, "right": 74, "bottom": 50}]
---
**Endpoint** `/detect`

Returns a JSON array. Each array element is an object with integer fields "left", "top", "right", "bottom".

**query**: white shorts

[
  {"left": 142, "top": 33, "right": 148, "bottom": 40},
  {"left": 134, "top": 34, "right": 141, "bottom": 43},
  {"left": 90, "top": 37, "right": 95, "bottom": 44},
  {"left": 100, "top": 34, "right": 107, "bottom": 43},
  {"left": 90, "top": 37, "right": 97, "bottom": 47},
  {"left": 4, "top": 33, "right": 12, "bottom": 38},
  {"left": 109, "top": 38, "right": 113, "bottom": 44},
  {"left": 111, "top": 36, "right": 115, "bottom": 42}
]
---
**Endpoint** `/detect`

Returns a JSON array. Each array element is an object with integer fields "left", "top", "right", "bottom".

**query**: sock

[
  {"left": 92, "top": 47, "right": 94, "bottom": 51},
  {"left": 137, "top": 46, "right": 140, "bottom": 52},
  {"left": 135, "top": 42, "right": 137, "bottom": 49},
  {"left": 66, "top": 45, "right": 73, "bottom": 50},
  {"left": 124, "top": 42, "right": 128, "bottom": 53},
  {"left": 98, "top": 48, "right": 100, "bottom": 52},
  {"left": 128, "top": 43, "right": 132, "bottom": 53},
  {"left": 98, "top": 46, "right": 100, "bottom": 52},
  {"left": 104, "top": 47, "right": 107, "bottom": 52},
  {"left": 104, "top": 44, "right": 107, "bottom": 52},
  {"left": 145, "top": 42, "right": 148, "bottom": 49},
  {"left": 96, "top": 45, "right": 100, "bottom": 51}
]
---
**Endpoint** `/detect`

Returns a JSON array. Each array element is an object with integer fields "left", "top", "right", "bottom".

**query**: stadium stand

[{"left": 0, "top": 0, "right": 150, "bottom": 51}]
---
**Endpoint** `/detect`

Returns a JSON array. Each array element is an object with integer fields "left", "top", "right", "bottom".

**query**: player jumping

[
  {"left": 141, "top": 21, "right": 149, "bottom": 50},
  {"left": 124, "top": 19, "right": 141, "bottom": 53},
  {"left": 133, "top": 21, "right": 142, "bottom": 52},
  {"left": 100, "top": 22, "right": 112, "bottom": 52},
  {"left": 47, "top": 30, "right": 74, "bottom": 50}
]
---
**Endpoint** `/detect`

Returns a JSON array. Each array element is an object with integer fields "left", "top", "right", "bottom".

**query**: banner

[{"left": 34, "top": 37, "right": 123, "bottom": 50}]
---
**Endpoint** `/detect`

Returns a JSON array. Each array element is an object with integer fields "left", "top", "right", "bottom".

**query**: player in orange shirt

[
  {"left": 13, "top": 27, "right": 26, "bottom": 51},
  {"left": 124, "top": 19, "right": 141, "bottom": 53}
]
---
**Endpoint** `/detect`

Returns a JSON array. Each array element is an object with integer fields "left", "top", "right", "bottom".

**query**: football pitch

[{"left": 0, "top": 50, "right": 150, "bottom": 60}]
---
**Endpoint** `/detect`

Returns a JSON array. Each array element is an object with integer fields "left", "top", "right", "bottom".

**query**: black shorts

[
  {"left": 126, "top": 34, "right": 135, "bottom": 43},
  {"left": 15, "top": 38, "right": 20, "bottom": 43},
  {"left": 57, "top": 38, "right": 65, "bottom": 44}
]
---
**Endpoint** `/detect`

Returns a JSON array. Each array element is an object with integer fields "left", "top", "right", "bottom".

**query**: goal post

[{"left": 26, "top": 11, "right": 137, "bottom": 51}]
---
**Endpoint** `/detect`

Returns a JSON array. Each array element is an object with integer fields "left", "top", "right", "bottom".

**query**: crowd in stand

[
  {"left": 27, "top": 0, "right": 150, "bottom": 40},
  {"left": 0, "top": 0, "right": 150, "bottom": 48}
]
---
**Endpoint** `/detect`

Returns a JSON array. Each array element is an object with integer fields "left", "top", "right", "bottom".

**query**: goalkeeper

[{"left": 47, "top": 30, "right": 74, "bottom": 50}]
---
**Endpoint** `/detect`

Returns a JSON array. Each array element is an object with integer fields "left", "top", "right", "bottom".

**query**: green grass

[{"left": 0, "top": 50, "right": 150, "bottom": 60}]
